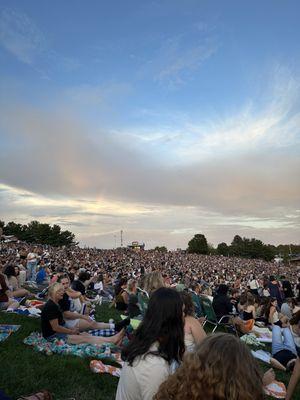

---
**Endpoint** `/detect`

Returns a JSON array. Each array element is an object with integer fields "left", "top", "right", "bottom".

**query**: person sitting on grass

[
  {"left": 57, "top": 274, "right": 129, "bottom": 333},
  {"left": 71, "top": 271, "right": 98, "bottom": 301},
  {"left": 116, "top": 287, "right": 185, "bottom": 400},
  {"left": 4, "top": 264, "right": 30, "bottom": 299},
  {"left": 212, "top": 284, "right": 233, "bottom": 322},
  {"left": 36, "top": 260, "right": 50, "bottom": 285},
  {"left": 262, "top": 297, "right": 289, "bottom": 327},
  {"left": 41, "top": 282, "right": 125, "bottom": 345},
  {"left": 290, "top": 310, "right": 300, "bottom": 355},
  {"left": 57, "top": 274, "right": 87, "bottom": 313},
  {"left": 0, "top": 265, "right": 19, "bottom": 311},
  {"left": 154, "top": 333, "right": 275, "bottom": 400},
  {"left": 180, "top": 291, "right": 206, "bottom": 352},
  {"left": 233, "top": 292, "right": 256, "bottom": 334},
  {"left": 114, "top": 277, "right": 129, "bottom": 312},
  {"left": 270, "top": 324, "right": 298, "bottom": 371}
]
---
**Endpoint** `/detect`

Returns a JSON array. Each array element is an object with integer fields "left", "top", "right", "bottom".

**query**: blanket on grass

[
  {"left": 23, "top": 332, "right": 122, "bottom": 360},
  {"left": 0, "top": 324, "right": 21, "bottom": 342}
]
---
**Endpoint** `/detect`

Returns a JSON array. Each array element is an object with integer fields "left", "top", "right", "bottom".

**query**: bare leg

[
  {"left": 10, "top": 288, "right": 29, "bottom": 297},
  {"left": 67, "top": 329, "right": 124, "bottom": 345},
  {"left": 77, "top": 319, "right": 111, "bottom": 331},
  {"left": 270, "top": 357, "right": 286, "bottom": 371}
]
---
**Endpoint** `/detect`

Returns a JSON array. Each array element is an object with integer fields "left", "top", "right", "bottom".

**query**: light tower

[{"left": 120, "top": 230, "right": 123, "bottom": 247}]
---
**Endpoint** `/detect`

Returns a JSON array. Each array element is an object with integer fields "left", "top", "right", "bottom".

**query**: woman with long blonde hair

[{"left": 142, "top": 271, "right": 165, "bottom": 295}]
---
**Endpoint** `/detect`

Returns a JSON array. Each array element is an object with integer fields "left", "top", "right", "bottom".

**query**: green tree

[
  {"left": 217, "top": 242, "right": 229, "bottom": 256},
  {"left": 1, "top": 220, "right": 75, "bottom": 247},
  {"left": 154, "top": 246, "right": 168, "bottom": 252},
  {"left": 187, "top": 234, "right": 208, "bottom": 254},
  {"left": 230, "top": 235, "right": 244, "bottom": 256}
]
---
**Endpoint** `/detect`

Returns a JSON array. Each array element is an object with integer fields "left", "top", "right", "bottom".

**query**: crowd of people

[{"left": 1, "top": 239, "right": 300, "bottom": 399}]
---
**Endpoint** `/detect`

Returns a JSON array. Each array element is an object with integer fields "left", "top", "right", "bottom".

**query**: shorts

[
  {"left": 64, "top": 319, "right": 79, "bottom": 329},
  {"left": 46, "top": 333, "right": 68, "bottom": 341}
]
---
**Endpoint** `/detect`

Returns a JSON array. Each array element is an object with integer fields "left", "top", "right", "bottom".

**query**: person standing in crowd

[
  {"left": 249, "top": 275, "right": 260, "bottom": 296},
  {"left": 281, "top": 275, "right": 294, "bottom": 298},
  {"left": 26, "top": 249, "right": 38, "bottom": 282},
  {"left": 268, "top": 276, "right": 283, "bottom": 306}
]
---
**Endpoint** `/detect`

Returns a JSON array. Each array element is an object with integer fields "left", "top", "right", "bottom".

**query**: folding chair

[{"left": 200, "top": 295, "right": 236, "bottom": 334}]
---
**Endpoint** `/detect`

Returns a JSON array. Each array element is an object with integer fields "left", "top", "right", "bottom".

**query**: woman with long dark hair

[{"left": 116, "top": 287, "right": 185, "bottom": 400}]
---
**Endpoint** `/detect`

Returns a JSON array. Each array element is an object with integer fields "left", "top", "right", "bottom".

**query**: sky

[{"left": 0, "top": 1, "right": 300, "bottom": 249}]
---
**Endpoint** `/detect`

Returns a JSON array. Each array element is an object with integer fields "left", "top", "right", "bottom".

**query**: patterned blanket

[
  {"left": 23, "top": 332, "right": 122, "bottom": 360},
  {"left": 0, "top": 324, "right": 21, "bottom": 342}
]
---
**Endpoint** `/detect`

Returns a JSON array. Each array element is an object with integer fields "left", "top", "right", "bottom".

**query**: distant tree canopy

[
  {"left": 187, "top": 234, "right": 208, "bottom": 254},
  {"left": 188, "top": 233, "right": 300, "bottom": 261},
  {"left": 154, "top": 246, "right": 168, "bottom": 252},
  {"left": 0, "top": 220, "right": 75, "bottom": 247}
]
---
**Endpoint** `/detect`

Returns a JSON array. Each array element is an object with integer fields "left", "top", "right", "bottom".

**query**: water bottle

[{"left": 104, "top": 345, "right": 111, "bottom": 357}]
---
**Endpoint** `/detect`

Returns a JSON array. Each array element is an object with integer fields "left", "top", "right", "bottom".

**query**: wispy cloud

[
  {"left": 155, "top": 36, "right": 218, "bottom": 86},
  {"left": 0, "top": 8, "right": 45, "bottom": 64},
  {"left": 0, "top": 8, "right": 79, "bottom": 75},
  {"left": 118, "top": 70, "right": 300, "bottom": 163},
  {"left": 139, "top": 27, "right": 218, "bottom": 87}
]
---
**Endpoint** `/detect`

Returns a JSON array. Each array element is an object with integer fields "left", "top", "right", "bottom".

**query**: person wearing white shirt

[{"left": 116, "top": 287, "right": 185, "bottom": 400}]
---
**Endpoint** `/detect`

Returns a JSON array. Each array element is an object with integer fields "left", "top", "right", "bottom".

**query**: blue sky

[{"left": 0, "top": 1, "right": 299, "bottom": 248}]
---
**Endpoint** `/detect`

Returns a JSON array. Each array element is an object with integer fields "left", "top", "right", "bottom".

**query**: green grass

[
  {"left": 1, "top": 308, "right": 299, "bottom": 400},
  {"left": 0, "top": 304, "right": 122, "bottom": 400}
]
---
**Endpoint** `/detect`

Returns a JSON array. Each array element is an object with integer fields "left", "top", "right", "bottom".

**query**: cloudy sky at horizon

[{"left": 0, "top": 1, "right": 299, "bottom": 249}]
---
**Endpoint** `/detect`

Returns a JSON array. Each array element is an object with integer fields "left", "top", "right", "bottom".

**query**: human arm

[
  {"left": 269, "top": 306, "right": 276, "bottom": 324},
  {"left": 189, "top": 317, "right": 207, "bottom": 344},
  {"left": 49, "top": 318, "right": 79, "bottom": 335},
  {"left": 250, "top": 305, "right": 256, "bottom": 319},
  {"left": 62, "top": 310, "right": 90, "bottom": 321},
  {"left": 122, "top": 291, "right": 129, "bottom": 304},
  {"left": 66, "top": 288, "right": 82, "bottom": 299},
  {"left": 286, "top": 358, "right": 300, "bottom": 400}
]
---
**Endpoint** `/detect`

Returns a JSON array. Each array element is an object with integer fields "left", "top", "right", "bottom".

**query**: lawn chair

[
  {"left": 136, "top": 287, "right": 149, "bottom": 317},
  {"left": 200, "top": 295, "right": 236, "bottom": 334}
]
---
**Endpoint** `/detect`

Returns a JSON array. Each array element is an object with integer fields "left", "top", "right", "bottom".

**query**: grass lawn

[
  {"left": 0, "top": 304, "right": 122, "bottom": 400},
  {"left": 1, "top": 305, "right": 299, "bottom": 400}
]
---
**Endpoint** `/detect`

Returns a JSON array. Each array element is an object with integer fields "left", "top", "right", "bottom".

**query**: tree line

[
  {"left": 0, "top": 220, "right": 75, "bottom": 247},
  {"left": 187, "top": 233, "right": 300, "bottom": 261}
]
